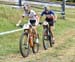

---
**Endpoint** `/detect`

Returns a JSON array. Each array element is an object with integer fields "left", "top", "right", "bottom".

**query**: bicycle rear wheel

[
  {"left": 19, "top": 32, "right": 29, "bottom": 57},
  {"left": 48, "top": 34, "right": 53, "bottom": 47},
  {"left": 32, "top": 43, "right": 39, "bottom": 53},
  {"left": 32, "top": 34, "right": 39, "bottom": 53}
]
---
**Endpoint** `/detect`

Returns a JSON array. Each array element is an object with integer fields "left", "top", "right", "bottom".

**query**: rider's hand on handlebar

[{"left": 16, "top": 19, "right": 22, "bottom": 27}]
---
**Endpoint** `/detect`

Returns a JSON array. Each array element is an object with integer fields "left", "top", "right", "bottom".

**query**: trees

[
  {"left": 27, "top": 0, "right": 75, "bottom": 2},
  {"left": 56, "top": 0, "right": 75, "bottom": 2},
  {"left": 68, "top": 0, "right": 75, "bottom": 2}
]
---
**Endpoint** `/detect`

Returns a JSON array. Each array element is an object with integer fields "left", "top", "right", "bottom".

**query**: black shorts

[
  {"left": 30, "top": 20, "right": 36, "bottom": 26},
  {"left": 45, "top": 17, "right": 54, "bottom": 26}
]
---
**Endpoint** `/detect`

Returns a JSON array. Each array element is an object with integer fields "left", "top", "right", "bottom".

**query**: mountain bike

[
  {"left": 42, "top": 21, "right": 54, "bottom": 50},
  {"left": 19, "top": 24, "right": 39, "bottom": 57}
]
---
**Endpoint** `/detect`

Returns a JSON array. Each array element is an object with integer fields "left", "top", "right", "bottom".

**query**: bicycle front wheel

[
  {"left": 43, "top": 30, "right": 50, "bottom": 50},
  {"left": 19, "top": 32, "right": 29, "bottom": 57}
]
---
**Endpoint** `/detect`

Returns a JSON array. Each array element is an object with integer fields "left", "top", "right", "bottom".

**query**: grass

[
  {"left": 0, "top": 0, "right": 17, "bottom": 6},
  {"left": 0, "top": 4, "right": 23, "bottom": 56},
  {"left": 34, "top": 35, "right": 75, "bottom": 62},
  {"left": 0, "top": 4, "right": 75, "bottom": 62}
]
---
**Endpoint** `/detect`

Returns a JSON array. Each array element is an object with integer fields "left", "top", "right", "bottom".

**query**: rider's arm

[
  {"left": 40, "top": 11, "right": 45, "bottom": 21},
  {"left": 16, "top": 11, "right": 29, "bottom": 26},
  {"left": 52, "top": 13, "right": 57, "bottom": 21},
  {"left": 50, "top": 10, "right": 57, "bottom": 21},
  {"left": 54, "top": 14, "right": 57, "bottom": 21},
  {"left": 16, "top": 16, "right": 24, "bottom": 26}
]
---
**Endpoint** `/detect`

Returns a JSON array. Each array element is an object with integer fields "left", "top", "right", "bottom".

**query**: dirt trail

[{"left": 0, "top": 29, "right": 75, "bottom": 62}]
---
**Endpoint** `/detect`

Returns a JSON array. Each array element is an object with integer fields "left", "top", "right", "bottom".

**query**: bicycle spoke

[{"left": 19, "top": 33, "right": 29, "bottom": 57}]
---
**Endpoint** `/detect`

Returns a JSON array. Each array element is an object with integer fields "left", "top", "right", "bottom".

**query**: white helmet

[{"left": 23, "top": 4, "right": 30, "bottom": 11}]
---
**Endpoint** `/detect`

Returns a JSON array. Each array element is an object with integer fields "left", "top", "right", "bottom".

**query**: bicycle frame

[
  {"left": 24, "top": 25, "right": 36, "bottom": 48},
  {"left": 43, "top": 23, "right": 52, "bottom": 36},
  {"left": 19, "top": 24, "right": 39, "bottom": 57},
  {"left": 43, "top": 22, "right": 53, "bottom": 47}
]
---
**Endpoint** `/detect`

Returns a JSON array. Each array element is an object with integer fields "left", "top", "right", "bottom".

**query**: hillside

[{"left": 0, "top": 4, "right": 75, "bottom": 62}]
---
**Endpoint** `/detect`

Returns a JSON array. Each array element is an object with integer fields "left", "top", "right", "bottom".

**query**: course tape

[{"left": 0, "top": 28, "right": 24, "bottom": 36}]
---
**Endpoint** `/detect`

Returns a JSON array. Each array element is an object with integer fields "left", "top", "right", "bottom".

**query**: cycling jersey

[
  {"left": 23, "top": 10, "right": 37, "bottom": 20},
  {"left": 41, "top": 10, "right": 55, "bottom": 16},
  {"left": 22, "top": 10, "right": 39, "bottom": 26},
  {"left": 41, "top": 10, "right": 55, "bottom": 26}
]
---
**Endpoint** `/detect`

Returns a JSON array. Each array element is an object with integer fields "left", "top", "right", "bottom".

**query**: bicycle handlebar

[
  {"left": 19, "top": 25, "right": 23, "bottom": 28},
  {"left": 39, "top": 22, "right": 42, "bottom": 25}
]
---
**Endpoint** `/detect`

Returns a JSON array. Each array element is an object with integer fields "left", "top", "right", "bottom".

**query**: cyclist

[
  {"left": 16, "top": 4, "right": 39, "bottom": 43},
  {"left": 40, "top": 6, "right": 57, "bottom": 44}
]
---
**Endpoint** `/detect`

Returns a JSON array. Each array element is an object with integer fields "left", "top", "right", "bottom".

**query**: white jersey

[{"left": 22, "top": 10, "right": 37, "bottom": 20}]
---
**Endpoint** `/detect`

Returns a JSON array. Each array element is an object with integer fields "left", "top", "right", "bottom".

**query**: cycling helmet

[
  {"left": 44, "top": 5, "right": 50, "bottom": 11},
  {"left": 23, "top": 4, "right": 30, "bottom": 11}
]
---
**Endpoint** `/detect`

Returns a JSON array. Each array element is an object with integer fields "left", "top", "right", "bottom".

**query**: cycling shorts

[
  {"left": 30, "top": 20, "right": 36, "bottom": 26},
  {"left": 45, "top": 17, "right": 54, "bottom": 26}
]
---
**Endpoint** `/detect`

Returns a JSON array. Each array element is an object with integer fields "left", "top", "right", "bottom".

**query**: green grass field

[{"left": 0, "top": 4, "right": 75, "bottom": 62}]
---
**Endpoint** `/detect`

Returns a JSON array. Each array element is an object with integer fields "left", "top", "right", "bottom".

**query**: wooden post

[
  {"left": 61, "top": 0, "right": 66, "bottom": 19},
  {"left": 19, "top": 0, "right": 22, "bottom": 6}
]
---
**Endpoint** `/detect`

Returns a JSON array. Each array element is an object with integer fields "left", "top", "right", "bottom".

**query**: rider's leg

[
  {"left": 49, "top": 20, "right": 55, "bottom": 44},
  {"left": 45, "top": 17, "right": 55, "bottom": 44},
  {"left": 46, "top": 17, "right": 55, "bottom": 41},
  {"left": 33, "top": 26, "right": 37, "bottom": 35},
  {"left": 50, "top": 26, "right": 55, "bottom": 41},
  {"left": 33, "top": 26, "right": 39, "bottom": 43},
  {"left": 29, "top": 19, "right": 39, "bottom": 44}
]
